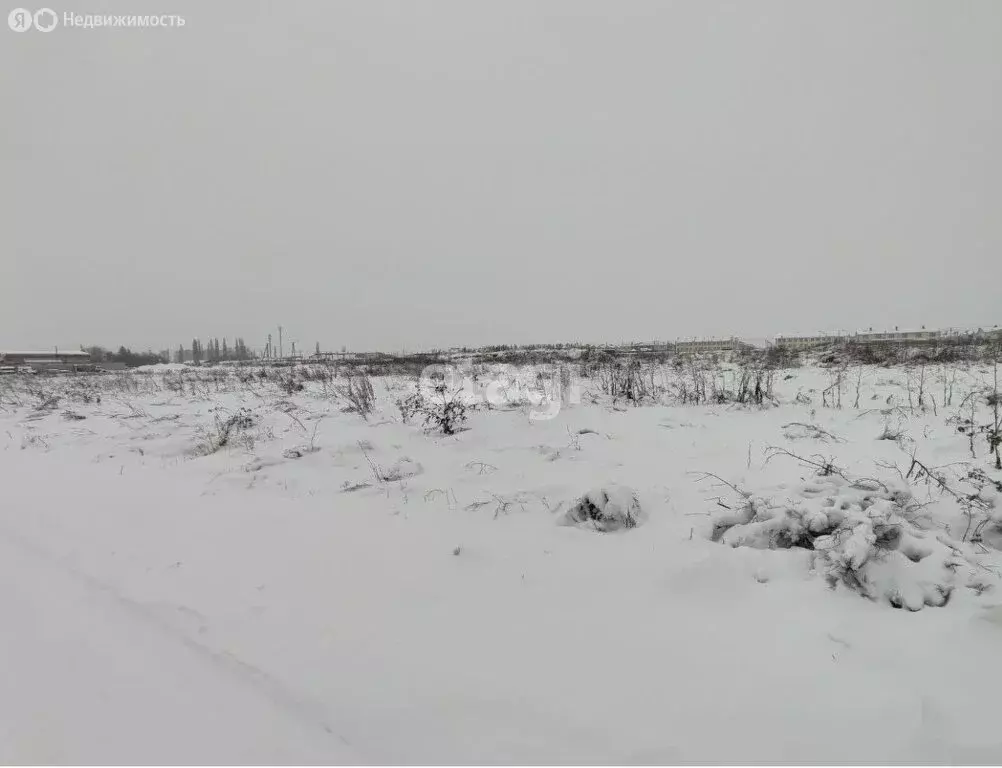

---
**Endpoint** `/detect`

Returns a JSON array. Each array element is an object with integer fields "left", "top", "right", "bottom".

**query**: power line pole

[{"left": 278, "top": 325, "right": 283, "bottom": 359}]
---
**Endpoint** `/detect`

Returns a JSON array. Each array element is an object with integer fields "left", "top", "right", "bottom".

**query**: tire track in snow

[{"left": 0, "top": 521, "right": 365, "bottom": 764}]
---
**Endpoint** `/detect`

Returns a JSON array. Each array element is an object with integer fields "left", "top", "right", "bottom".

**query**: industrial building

[
  {"left": 774, "top": 334, "right": 846, "bottom": 350},
  {"left": 851, "top": 329, "right": 941, "bottom": 344},
  {"left": 774, "top": 330, "right": 942, "bottom": 349},
  {"left": 673, "top": 337, "right": 753, "bottom": 354},
  {"left": 0, "top": 350, "right": 94, "bottom": 373},
  {"left": 774, "top": 326, "right": 1000, "bottom": 350}
]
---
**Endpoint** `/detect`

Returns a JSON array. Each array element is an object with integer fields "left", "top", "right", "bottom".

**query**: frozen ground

[{"left": 1, "top": 361, "right": 1001, "bottom": 764}]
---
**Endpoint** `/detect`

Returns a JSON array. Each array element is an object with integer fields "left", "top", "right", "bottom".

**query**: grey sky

[{"left": 3, "top": 0, "right": 1000, "bottom": 353}]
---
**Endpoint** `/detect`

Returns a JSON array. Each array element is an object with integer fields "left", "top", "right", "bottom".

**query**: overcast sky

[{"left": 3, "top": 1, "right": 1000, "bottom": 353}]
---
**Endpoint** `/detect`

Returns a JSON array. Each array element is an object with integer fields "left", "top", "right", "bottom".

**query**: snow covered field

[{"left": 1, "top": 360, "right": 1001, "bottom": 764}]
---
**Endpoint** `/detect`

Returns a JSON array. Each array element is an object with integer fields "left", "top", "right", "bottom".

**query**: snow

[
  {"left": 0, "top": 527, "right": 358, "bottom": 764},
  {"left": 1, "top": 362, "right": 1001, "bottom": 762},
  {"left": 133, "top": 362, "right": 190, "bottom": 372}
]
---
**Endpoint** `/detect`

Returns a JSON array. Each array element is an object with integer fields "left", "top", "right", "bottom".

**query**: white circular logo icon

[
  {"left": 8, "top": 7, "right": 33, "bottom": 31},
  {"left": 34, "top": 7, "right": 57, "bottom": 31}
]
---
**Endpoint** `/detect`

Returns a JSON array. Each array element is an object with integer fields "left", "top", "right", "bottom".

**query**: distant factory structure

[
  {"left": 2, "top": 323, "right": 999, "bottom": 375},
  {"left": 774, "top": 326, "right": 1000, "bottom": 350},
  {"left": 673, "top": 337, "right": 756, "bottom": 354},
  {"left": 0, "top": 350, "right": 95, "bottom": 373},
  {"left": 660, "top": 326, "right": 1000, "bottom": 356}
]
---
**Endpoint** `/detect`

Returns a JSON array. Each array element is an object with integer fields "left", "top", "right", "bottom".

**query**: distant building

[
  {"left": 0, "top": 350, "right": 93, "bottom": 372},
  {"left": 775, "top": 334, "right": 847, "bottom": 350},
  {"left": 774, "top": 326, "right": 1000, "bottom": 350},
  {"left": 674, "top": 337, "right": 751, "bottom": 354},
  {"left": 850, "top": 329, "right": 941, "bottom": 345},
  {"left": 309, "top": 350, "right": 384, "bottom": 363},
  {"left": 938, "top": 326, "right": 1002, "bottom": 342}
]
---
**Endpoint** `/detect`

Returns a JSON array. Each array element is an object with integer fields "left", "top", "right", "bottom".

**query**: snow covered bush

[
  {"left": 397, "top": 385, "right": 471, "bottom": 435},
  {"left": 596, "top": 362, "right": 657, "bottom": 405},
  {"left": 561, "top": 485, "right": 645, "bottom": 532},
  {"left": 782, "top": 422, "right": 843, "bottom": 443},
  {"left": 335, "top": 374, "right": 376, "bottom": 419},
  {"left": 278, "top": 373, "right": 304, "bottom": 394},
  {"left": 396, "top": 391, "right": 424, "bottom": 423},
  {"left": 282, "top": 445, "right": 318, "bottom": 459},
  {"left": 711, "top": 476, "right": 996, "bottom": 610},
  {"left": 380, "top": 456, "right": 423, "bottom": 482},
  {"left": 194, "top": 407, "right": 258, "bottom": 456}
]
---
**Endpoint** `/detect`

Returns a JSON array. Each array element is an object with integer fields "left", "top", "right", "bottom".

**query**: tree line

[
  {"left": 183, "top": 338, "right": 254, "bottom": 364},
  {"left": 82, "top": 337, "right": 258, "bottom": 368},
  {"left": 82, "top": 346, "right": 166, "bottom": 367}
]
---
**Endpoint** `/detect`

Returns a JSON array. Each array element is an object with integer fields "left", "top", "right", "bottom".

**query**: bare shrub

[
  {"left": 905, "top": 363, "right": 929, "bottom": 412},
  {"left": 194, "top": 407, "right": 258, "bottom": 455},
  {"left": 876, "top": 411, "right": 908, "bottom": 442},
  {"left": 29, "top": 388, "right": 60, "bottom": 411},
  {"left": 335, "top": 374, "right": 376, "bottom": 419},
  {"left": 764, "top": 446, "right": 848, "bottom": 479},
  {"left": 782, "top": 422, "right": 844, "bottom": 443},
  {"left": 397, "top": 390, "right": 424, "bottom": 424},
  {"left": 737, "top": 365, "right": 776, "bottom": 405},
  {"left": 896, "top": 455, "right": 997, "bottom": 544},
  {"left": 664, "top": 360, "right": 774, "bottom": 407},
  {"left": 397, "top": 383, "right": 472, "bottom": 435},
  {"left": 821, "top": 365, "right": 847, "bottom": 408},
  {"left": 278, "top": 372, "right": 304, "bottom": 395},
  {"left": 596, "top": 361, "right": 659, "bottom": 404},
  {"left": 281, "top": 416, "right": 322, "bottom": 459},
  {"left": 66, "top": 386, "right": 101, "bottom": 405}
]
